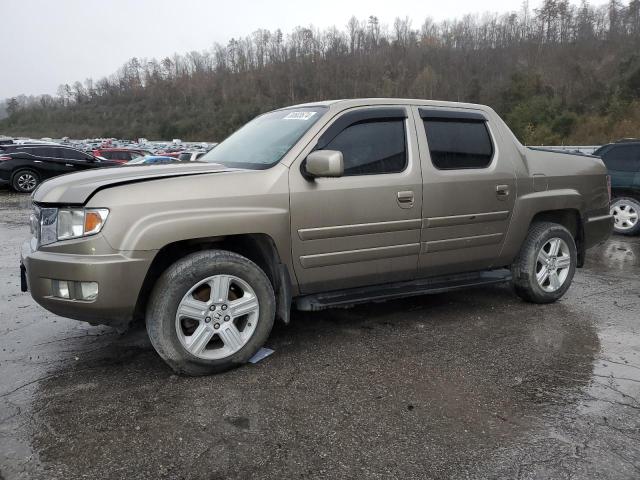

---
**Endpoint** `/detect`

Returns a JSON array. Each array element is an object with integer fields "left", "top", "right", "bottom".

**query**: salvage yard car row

[{"left": 0, "top": 140, "right": 217, "bottom": 193}]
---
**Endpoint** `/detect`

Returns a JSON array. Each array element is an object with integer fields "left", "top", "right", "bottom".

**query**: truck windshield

[{"left": 201, "top": 106, "right": 327, "bottom": 169}]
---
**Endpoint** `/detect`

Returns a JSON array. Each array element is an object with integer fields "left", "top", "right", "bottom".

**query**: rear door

[
  {"left": 289, "top": 106, "right": 423, "bottom": 293},
  {"left": 61, "top": 148, "right": 99, "bottom": 171},
  {"left": 414, "top": 107, "right": 516, "bottom": 276}
]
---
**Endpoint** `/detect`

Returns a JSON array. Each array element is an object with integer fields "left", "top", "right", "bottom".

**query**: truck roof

[{"left": 285, "top": 98, "right": 492, "bottom": 111}]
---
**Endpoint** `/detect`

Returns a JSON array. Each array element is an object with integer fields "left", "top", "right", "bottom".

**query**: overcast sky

[{"left": 1, "top": 0, "right": 611, "bottom": 99}]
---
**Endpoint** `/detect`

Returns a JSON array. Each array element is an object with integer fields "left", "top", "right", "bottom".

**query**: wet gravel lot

[{"left": 0, "top": 188, "right": 639, "bottom": 480}]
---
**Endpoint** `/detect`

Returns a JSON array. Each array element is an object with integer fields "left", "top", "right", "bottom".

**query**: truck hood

[{"left": 32, "top": 162, "right": 239, "bottom": 205}]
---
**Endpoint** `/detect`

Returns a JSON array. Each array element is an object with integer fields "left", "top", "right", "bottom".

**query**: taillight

[
  {"left": 0, "top": 155, "right": 12, "bottom": 161},
  {"left": 606, "top": 175, "right": 611, "bottom": 203}
]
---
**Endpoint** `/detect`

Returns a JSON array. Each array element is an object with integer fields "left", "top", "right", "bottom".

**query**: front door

[
  {"left": 414, "top": 107, "right": 517, "bottom": 276},
  {"left": 289, "top": 106, "right": 424, "bottom": 293}
]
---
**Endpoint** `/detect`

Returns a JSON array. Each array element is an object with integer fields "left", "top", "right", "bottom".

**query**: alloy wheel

[
  {"left": 535, "top": 237, "right": 572, "bottom": 293},
  {"left": 175, "top": 274, "right": 259, "bottom": 360},
  {"left": 17, "top": 173, "right": 37, "bottom": 191}
]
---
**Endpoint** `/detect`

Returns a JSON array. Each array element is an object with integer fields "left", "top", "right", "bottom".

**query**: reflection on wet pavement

[{"left": 0, "top": 188, "right": 639, "bottom": 479}]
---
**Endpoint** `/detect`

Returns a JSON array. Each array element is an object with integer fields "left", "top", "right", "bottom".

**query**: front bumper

[{"left": 21, "top": 239, "right": 155, "bottom": 328}]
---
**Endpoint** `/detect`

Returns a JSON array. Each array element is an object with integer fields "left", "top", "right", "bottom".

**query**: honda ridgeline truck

[{"left": 20, "top": 99, "right": 613, "bottom": 375}]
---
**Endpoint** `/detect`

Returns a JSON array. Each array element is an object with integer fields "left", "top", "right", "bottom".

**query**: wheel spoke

[
  {"left": 177, "top": 297, "right": 208, "bottom": 320},
  {"left": 218, "top": 323, "right": 244, "bottom": 351},
  {"left": 556, "top": 255, "right": 571, "bottom": 269},
  {"left": 549, "top": 270, "right": 561, "bottom": 290},
  {"left": 229, "top": 294, "right": 259, "bottom": 318},
  {"left": 186, "top": 324, "right": 214, "bottom": 355},
  {"left": 536, "top": 266, "right": 549, "bottom": 284},
  {"left": 209, "top": 275, "right": 231, "bottom": 303},
  {"left": 549, "top": 238, "right": 561, "bottom": 256}
]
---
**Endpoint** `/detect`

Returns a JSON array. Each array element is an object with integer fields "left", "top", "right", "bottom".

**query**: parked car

[
  {"left": 127, "top": 155, "right": 176, "bottom": 165},
  {"left": 178, "top": 151, "right": 207, "bottom": 162},
  {"left": 157, "top": 151, "right": 183, "bottom": 158},
  {"left": 21, "top": 99, "right": 612, "bottom": 375},
  {"left": 92, "top": 148, "right": 151, "bottom": 163},
  {"left": 593, "top": 140, "right": 640, "bottom": 235},
  {"left": 0, "top": 144, "right": 120, "bottom": 193}
]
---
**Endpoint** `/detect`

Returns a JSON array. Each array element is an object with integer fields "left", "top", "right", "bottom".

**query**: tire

[
  {"left": 511, "top": 222, "right": 577, "bottom": 304},
  {"left": 11, "top": 169, "right": 40, "bottom": 193},
  {"left": 146, "top": 250, "right": 275, "bottom": 376},
  {"left": 610, "top": 197, "right": 640, "bottom": 236}
]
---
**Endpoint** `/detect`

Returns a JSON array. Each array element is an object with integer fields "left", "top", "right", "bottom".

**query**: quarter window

[
  {"left": 323, "top": 119, "right": 407, "bottom": 175},
  {"left": 423, "top": 120, "right": 493, "bottom": 169}
]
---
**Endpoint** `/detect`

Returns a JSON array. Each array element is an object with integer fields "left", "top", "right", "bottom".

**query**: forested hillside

[{"left": 2, "top": 0, "right": 640, "bottom": 144}]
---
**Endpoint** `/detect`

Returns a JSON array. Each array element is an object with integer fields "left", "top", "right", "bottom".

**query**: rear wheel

[
  {"left": 511, "top": 222, "right": 577, "bottom": 304},
  {"left": 146, "top": 250, "right": 275, "bottom": 375},
  {"left": 11, "top": 169, "right": 40, "bottom": 193},
  {"left": 610, "top": 197, "right": 640, "bottom": 235}
]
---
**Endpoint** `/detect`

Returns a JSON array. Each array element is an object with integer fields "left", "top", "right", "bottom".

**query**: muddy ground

[{"left": 0, "top": 188, "right": 639, "bottom": 479}]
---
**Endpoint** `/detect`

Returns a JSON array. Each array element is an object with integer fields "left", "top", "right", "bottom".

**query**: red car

[
  {"left": 156, "top": 151, "right": 183, "bottom": 158},
  {"left": 92, "top": 148, "right": 151, "bottom": 164}
]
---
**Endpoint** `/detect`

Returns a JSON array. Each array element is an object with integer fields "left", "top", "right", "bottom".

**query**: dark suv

[
  {"left": 594, "top": 140, "right": 640, "bottom": 235},
  {"left": 0, "top": 144, "right": 120, "bottom": 193}
]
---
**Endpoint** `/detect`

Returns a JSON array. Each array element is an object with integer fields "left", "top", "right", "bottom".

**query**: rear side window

[
  {"left": 178, "top": 153, "right": 191, "bottom": 161},
  {"left": 423, "top": 120, "right": 493, "bottom": 169},
  {"left": 62, "top": 148, "right": 88, "bottom": 160},
  {"left": 324, "top": 119, "right": 407, "bottom": 175},
  {"left": 602, "top": 145, "right": 640, "bottom": 172}
]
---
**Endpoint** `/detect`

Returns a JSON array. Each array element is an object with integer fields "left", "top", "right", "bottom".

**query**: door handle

[
  {"left": 65, "top": 163, "right": 73, "bottom": 167},
  {"left": 496, "top": 185, "right": 510, "bottom": 200},
  {"left": 397, "top": 190, "right": 415, "bottom": 208}
]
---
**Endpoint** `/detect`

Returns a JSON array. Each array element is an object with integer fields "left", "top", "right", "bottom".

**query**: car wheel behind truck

[
  {"left": 146, "top": 250, "right": 275, "bottom": 376},
  {"left": 11, "top": 169, "right": 40, "bottom": 193},
  {"left": 511, "top": 222, "right": 577, "bottom": 304},
  {"left": 610, "top": 197, "right": 640, "bottom": 236}
]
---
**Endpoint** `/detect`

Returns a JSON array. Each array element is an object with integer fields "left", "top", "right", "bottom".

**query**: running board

[{"left": 295, "top": 269, "right": 512, "bottom": 311}]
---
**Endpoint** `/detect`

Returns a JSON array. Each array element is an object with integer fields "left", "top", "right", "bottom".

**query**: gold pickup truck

[{"left": 21, "top": 99, "right": 612, "bottom": 375}]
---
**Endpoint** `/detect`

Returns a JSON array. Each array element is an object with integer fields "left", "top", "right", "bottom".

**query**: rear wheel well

[
  {"left": 134, "top": 234, "right": 290, "bottom": 324},
  {"left": 530, "top": 209, "right": 584, "bottom": 266}
]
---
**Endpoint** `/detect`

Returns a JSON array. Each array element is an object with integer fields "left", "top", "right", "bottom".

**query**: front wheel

[
  {"left": 146, "top": 250, "right": 275, "bottom": 375},
  {"left": 511, "top": 222, "right": 577, "bottom": 304},
  {"left": 610, "top": 197, "right": 640, "bottom": 235}
]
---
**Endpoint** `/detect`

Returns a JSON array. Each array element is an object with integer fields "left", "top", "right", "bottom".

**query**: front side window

[
  {"left": 201, "top": 106, "right": 327, "bottom": 169},
  {"left": 602, "top": 145, "right": 640, "bottom": 172},
  {"left": 423, "top": 120, "right": 493, "bottom": 169},
  {"left": 323, "top": 119, "right": 407, "bottom": 175}
]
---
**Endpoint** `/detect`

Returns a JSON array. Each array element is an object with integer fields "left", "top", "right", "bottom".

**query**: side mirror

[{"left": 304, "top": 150, "right": 344, "bottom": 178}]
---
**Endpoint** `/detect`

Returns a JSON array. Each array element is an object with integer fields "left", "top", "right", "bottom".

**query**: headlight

[{"left": 35, "top": 207, "right": 109, "bottom": 246}]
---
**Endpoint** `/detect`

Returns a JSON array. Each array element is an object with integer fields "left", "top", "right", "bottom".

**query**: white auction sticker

[{"left": 283, "top": 111, "right": 317, "bottom": 120}]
